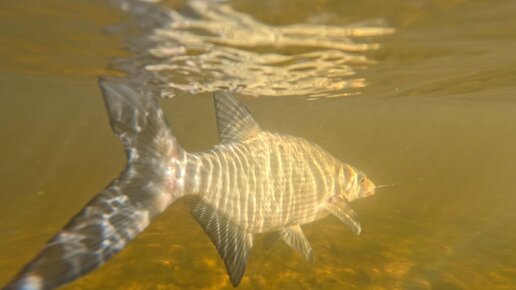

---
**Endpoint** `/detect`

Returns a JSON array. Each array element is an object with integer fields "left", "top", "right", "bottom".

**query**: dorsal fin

[
  {"left": 190, "top": 200, "right": 254, "bottom": 287},
  {"left": 214, "top": 91, "right": 260, "bottom": 144}
]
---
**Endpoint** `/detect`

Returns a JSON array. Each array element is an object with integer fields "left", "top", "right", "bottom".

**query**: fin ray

[
  {"left": 279, "top": 226, "right": 315, "bottom": 262},
  {"left": 190, "top": 200, "right": 253, "bottom": 287},
  {"left": 326, "top": 196, "right": 361, "bottom": 235},
  {"left": 213, "top": 91, "right": 260, "bottom": 143}
]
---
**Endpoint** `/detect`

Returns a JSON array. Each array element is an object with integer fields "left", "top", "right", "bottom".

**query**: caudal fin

[{"left": 3, "top": 79, "right": 184, "bottom": 290}]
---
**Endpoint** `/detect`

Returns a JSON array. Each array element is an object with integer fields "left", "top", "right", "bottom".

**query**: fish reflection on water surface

[
  {"left": 112, "top": 0, "right": 394, "bottom": 99},
  {"left": 3, "top": 79, "right": 375, "bottom": 289}
]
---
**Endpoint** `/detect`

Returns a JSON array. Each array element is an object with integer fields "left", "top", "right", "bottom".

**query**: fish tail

[{"left": 3, "top": 79, "right": 185, "bottom": 290}]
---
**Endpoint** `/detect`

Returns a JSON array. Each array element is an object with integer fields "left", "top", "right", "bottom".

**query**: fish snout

[{"left": 361, "top": 178, "right": 376, "bottom": 198}]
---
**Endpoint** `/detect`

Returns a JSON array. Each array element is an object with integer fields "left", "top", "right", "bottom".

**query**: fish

[{"left": 3, "top": 78, "right": 376, "bottom": 290}]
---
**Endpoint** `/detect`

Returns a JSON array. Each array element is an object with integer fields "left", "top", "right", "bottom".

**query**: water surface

[{"left": 0, "top": 0, "right": 515, "bottom": 289}]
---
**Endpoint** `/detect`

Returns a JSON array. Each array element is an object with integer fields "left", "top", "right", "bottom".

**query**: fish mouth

[
  {"left": 362, "top": 179, "right": 376, "bottom": 197},
  {"left": 364, "top": 189, "right": 375, "bottom": 197}
]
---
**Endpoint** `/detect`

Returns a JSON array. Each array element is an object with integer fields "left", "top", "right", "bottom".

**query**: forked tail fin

[{"left": 3, "top": 79, "right": 184, "bottom": 290}]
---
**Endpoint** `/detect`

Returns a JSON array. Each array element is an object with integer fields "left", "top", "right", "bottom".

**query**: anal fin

[{"left": 190, "top": 201, "right": 253, "bottom": 287}]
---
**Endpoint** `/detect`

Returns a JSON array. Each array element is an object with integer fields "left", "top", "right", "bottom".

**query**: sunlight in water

[
  {"left": 116, "top": 0, "right": 394, "bottom": 99},
  {"left": 3, "top": 0, "right": 515, "bottom": 289}
]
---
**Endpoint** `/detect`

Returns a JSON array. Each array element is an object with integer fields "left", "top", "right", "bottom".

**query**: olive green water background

[{"left": 0, "top": 0, "right": 515, "bottom": 289}]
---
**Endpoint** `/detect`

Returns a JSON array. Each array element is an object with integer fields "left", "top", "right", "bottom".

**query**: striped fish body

[
  {"left": 186, "top": 132, "right": 342, "bottom": 233},
  {"left": 3, "top": 83, "right": 375, "bottom": 290},
  {"left": 175, "top": 91, "right": 374, "bottom": 286}
]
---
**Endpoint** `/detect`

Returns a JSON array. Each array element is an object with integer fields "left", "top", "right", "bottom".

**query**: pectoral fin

[
  {"left": 325, "top": 196, "right": 361, "bottom": 235},
  {"left": 190, "top": 201, "right": 253, "bottom": 287}
]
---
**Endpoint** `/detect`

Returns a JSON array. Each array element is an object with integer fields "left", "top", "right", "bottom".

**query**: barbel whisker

[{"left": 375, "top": 183, "right": 399, "bottom": 189}]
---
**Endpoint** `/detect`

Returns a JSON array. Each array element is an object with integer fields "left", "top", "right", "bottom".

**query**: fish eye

[{"left": 360, "top": 178, "right": 366, "bottom": 184}]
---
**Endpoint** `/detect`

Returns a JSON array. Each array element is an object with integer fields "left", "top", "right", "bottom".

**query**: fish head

[
  {"left": 356, "top": 173, "right": 375, "bottom": 199},
  {"left": 337, "top": 166, "right": 375, "bottom": 202}
]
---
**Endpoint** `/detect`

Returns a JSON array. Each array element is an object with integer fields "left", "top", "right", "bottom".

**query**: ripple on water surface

[{"left": 112, "top": 0, "right": 394, "bottom": 99}]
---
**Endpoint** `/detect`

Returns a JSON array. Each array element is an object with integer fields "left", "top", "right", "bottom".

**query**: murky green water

[{"left": 1, "top": 0, "right": 515, "bottom": 289}]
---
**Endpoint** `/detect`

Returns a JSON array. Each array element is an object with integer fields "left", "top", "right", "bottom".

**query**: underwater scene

[{"left": 0, "top": 0, "right": 515, "bottom": 289}]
